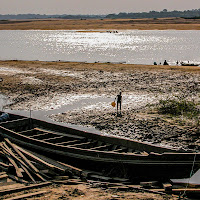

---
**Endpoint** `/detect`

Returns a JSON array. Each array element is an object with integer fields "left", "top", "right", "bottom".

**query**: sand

[{"left": 1, "top": 17, "right": 200, "bottom": 30}]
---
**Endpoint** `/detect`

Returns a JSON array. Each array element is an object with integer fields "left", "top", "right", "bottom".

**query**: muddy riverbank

[{"left": 0, "top": 60, "right": 200, "bottom": 151}]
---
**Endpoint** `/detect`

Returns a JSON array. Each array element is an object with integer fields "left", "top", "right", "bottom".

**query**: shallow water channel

[{"left": 1, "top": 95, "right": 112, "bottom": 134}]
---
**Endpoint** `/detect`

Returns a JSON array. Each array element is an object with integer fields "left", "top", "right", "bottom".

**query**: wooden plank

[
  {"left": 56, "top": 139, "right": 79, "bottom": 145},
  {"left": 16, "top": 146, "right": 64, "bottom": 172},
  {"left": 3, "top": 190, "right": 49, "bottom": 200},
  {"left": 5, "top": 139, "right": 39, "bottom": 173},
  {"left": 19, "top": 162, "right": 36, "bottom": 183},
  {"left": 16, "top": 146, "right": 66, "bottom": 174},
  {"left": 4, "top": 140, "right": 46, "bottom": 182},
  {"left": 67, "top": 141, "right": 93, "bottom": 147},
  {"left": 1, "top": 145, "right": 23, "bottom": 178},
  {"left": 29, "top": 132, "right": 50, "bottom": 138},
  {"left": 162, "top": 182, "right": 172, "bottom": 191},
  {"left": 0, "top": 161, "right": 9, "bottom": 168},
  {"left": 166, "top": 188, "right": 200, "bottom": 194},
  {"left": 34, "top": 127, "right": 85, "bottom": 140},
  {"left": 0, "top": 181, "right": 51, "bottom": 195},
  {"left": 43, "top": 136, "right": 64, "bottom": 142},
  {"left": 7, "top": 175, "right": 28, "bottom": 184},
  {"left": 0, "top": 173, "right": 8, "bottom": 180},
  {"left": 140, "top": 181, "right": 159, "bottom": 188},
  {"left": 17, "top": 129, "right": 35, "bottom": 135},
  {"left": 90, "top": 144, "right": 111, "bottom": 150},
  {"left": 57, "top": 161, "right": 82, "bottom": 177}
]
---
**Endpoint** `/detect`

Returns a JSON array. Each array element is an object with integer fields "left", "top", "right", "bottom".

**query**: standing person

[
  {"left": 115, "top": 91, "right": 122, "bottom": 116},
  {"left": 163, "top": 60, "right": 169, "bottom": 65}
]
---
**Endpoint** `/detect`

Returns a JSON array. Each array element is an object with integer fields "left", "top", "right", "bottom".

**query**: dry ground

[
  {"left": 1, "top": 17, "right": 200, "bottom": 30},
  {"left": 0, "top": 60, "right": 200, "bottom": 199},
  {"left": 0, "top": 60, "right": 200, "bottom": 150}
]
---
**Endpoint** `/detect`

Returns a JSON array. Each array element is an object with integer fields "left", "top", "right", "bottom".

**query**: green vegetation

[
  {"left": 158, "top": 97, "right": 199, "bottom": 118},
  {"left": 106, "top": 9, "right": 200, "bottom": 19}
]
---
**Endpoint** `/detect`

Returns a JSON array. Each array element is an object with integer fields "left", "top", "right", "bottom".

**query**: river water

[{"left": 0, "top": 30, "right": 200, "bottom": 65}]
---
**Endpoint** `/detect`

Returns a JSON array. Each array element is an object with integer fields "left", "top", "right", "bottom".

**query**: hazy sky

[{"left": 0, "top": 0, "right": 200, "bottom": 15}]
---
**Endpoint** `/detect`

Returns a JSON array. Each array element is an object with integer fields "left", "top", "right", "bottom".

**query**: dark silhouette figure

[
  {"left": 163, "top": 60, "right": 169, "bottom": 65},
  {"left": 115, "top": 92, "right": 122, "bottom": 116}
]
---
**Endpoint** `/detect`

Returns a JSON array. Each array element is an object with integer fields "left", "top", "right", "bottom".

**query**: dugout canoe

[{"left": 0, "top": 112, "right": 199, "bottom": 180}]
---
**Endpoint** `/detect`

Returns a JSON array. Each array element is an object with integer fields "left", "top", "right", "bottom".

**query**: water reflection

[{"left": 0, "top": 30, "right": 200, "bottom": 65}]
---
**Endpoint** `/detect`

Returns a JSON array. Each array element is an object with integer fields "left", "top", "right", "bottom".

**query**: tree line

[
  {"left": 106, "top": 9, "right": 200, "bottom": 19},
  {"left": 0, "top": 9, "right": 200, "bottom": 20}
]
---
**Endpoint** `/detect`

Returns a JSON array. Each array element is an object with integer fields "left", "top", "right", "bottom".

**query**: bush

[{"left": 158, "top": 98, "right": 199, "bottom": 117}]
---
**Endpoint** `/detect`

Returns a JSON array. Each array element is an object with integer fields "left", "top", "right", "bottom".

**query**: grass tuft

[{"left": 158, "top": 97, "right": 199, "bottom": 117}]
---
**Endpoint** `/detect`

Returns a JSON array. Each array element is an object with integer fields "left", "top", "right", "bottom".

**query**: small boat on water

[
  {"left": 181, "top": 62, "right": 199, "bottom": 66},
  {"left": 0, "top": 112, "right": 199, "bottom": 181}
]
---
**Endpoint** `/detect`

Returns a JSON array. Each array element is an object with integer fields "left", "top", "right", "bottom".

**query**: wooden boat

[
  {"left": 181, "top": 63, "right": 199, "bottom": 66},
  {"left": 0, "top": 112, "right": 199, "bottom": 181}
]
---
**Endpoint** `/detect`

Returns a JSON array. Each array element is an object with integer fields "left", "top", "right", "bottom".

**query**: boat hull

[{"left": 0, "top": 113, "right": 199, "bottom": 181}]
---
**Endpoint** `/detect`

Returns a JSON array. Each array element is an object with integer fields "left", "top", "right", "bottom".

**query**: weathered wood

[
  {"left": 43, "top": 136, "right": 64, "bottom": 142},
  {"left": 127, "top": 185, "right": 167, "bottom": 195},
  {"left": 166, "top": 188, "right": 200, "bottom": 194},
  {"left": 53, "top": 179, "right": 83, "bottom": 185},
  {"left": 4, "top": 139, "right": 47, "bottom": 182},
  {"left": 3, "top": 190, "right": 49, "bottom": 200},
  {"left": 34, "top": 127, "right": 85, "bottom": 140},
  {"left": 56, "top": 139, "right": 79, "bottom": 145},
  {"left": 0, "top": 161, "right": 9, "bottom": 168},
  {"left": 67, "top": 141, "right": 93, "bottom": 147},
  {"left": 19, "top": 162, "right": 36, "bottom": 183},
  {"left": 162, "top": 182, "right": 172, "bottom": 191},
  {"left": 7, "top": 175, "right": 28, "bottom": 184},
  {"left": 0, "top": 181, "right": 51, "bottom": 195},
  {"left": 88, "top": 174, "right": 112, "bottom": 182},
  {"left": 5, "top": 138, "right": 39, "bottom": 173},
  {"left": 16, "top": 146, "right": 65, "bottom": 173},
  {"left": 108, "top": 186, "right": 130, "bottom": 191},
  {"left": 54, "top": 176, "right": 69, "bottom": 180},
  {"left": 57, "top": 161, "right": 82, "bottom": 177},
  {"left": 2, "top": 152, "right": 23, "bottom": 178},
  {"left": 0, "top": 173, "right": 8, "bottom": 180},
  {"left": 140, "top": 181, "right": 159, "bottom": 188}
]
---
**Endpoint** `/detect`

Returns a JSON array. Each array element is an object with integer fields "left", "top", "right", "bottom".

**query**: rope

[{"left": 179, "top": 152, "right": 197, "bottom": 199}]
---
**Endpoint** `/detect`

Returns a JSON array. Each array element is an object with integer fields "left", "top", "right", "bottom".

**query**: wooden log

[{"left": 3, "top": 190, "right": 49, "bottom": 200}]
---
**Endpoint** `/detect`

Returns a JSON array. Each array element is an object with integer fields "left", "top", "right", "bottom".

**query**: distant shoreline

[{"left": 1, "top": 18, "right": 200, "bottom": 30}]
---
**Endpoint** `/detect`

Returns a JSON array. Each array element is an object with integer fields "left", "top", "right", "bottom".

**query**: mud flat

[
  {"left": 0, "top": 60, "right": 199, "bottom": 151},
  {"left": 0, "top": 60, "right": 200, "bottom": 199}
]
